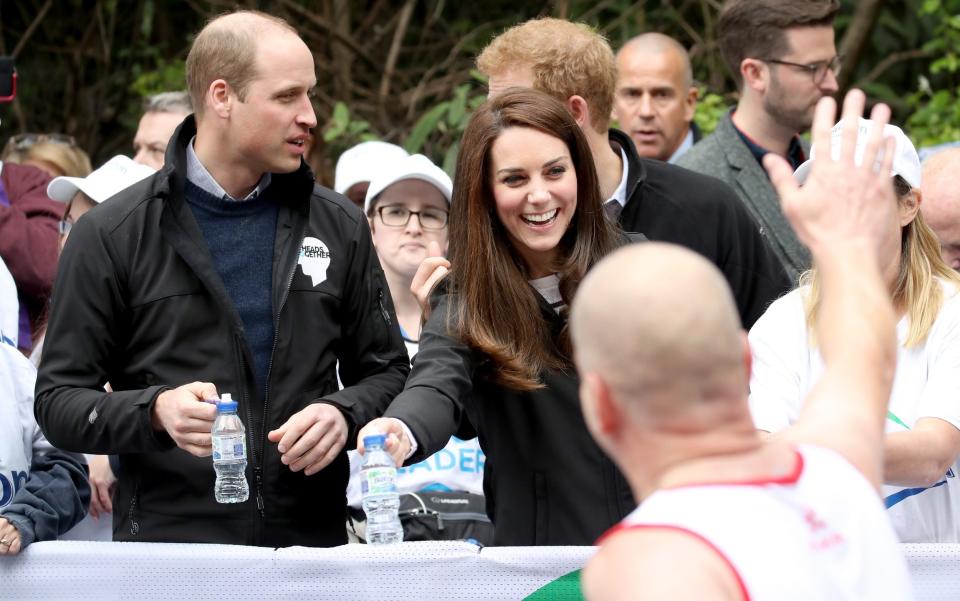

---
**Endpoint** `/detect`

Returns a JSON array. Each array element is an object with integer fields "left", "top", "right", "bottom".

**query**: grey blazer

[{"left": 678, "top": 111, "right": 809, "bottom": 284}]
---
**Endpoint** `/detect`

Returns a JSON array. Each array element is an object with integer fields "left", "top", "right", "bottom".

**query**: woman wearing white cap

[
  {"left": 749, "top": 118, "right": 960, "bottom": 543},
  {"left": 344, "top": 154, "right": 489, "bottom": 542},
  {"left": 363, "top": 153, "right": 452, "bottom": 355}
]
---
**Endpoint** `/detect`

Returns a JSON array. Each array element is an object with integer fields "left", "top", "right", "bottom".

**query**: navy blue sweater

[{"left": 184, "top": 180, "right": 278, "bottom": 393}]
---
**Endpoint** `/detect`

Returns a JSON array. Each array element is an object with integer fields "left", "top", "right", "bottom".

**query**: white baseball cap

[
  {"left": 334, "top": 141, "right": 409, "bottom": 195},
  {"left": 47, "top": 155, "right": 156, "bottom": 203},
  {"left": 794, "top": 117, "right": 921, "bottom": 189},
  {"left": 364, "top": 153, "right": 453, "bottom": 213}
]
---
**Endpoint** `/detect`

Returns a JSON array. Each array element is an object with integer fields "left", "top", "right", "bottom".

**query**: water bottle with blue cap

[
  {"left": 361, "top": 433, "right": 403, "bottom": 544},
  {"left": 212, "top": 393, "right": 249, "bottom": 503}
]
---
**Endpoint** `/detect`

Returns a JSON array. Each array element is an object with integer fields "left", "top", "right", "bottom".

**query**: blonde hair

[
  {"left": 185, "top": 10, "right": 297, "bottom": 118},
  {"left": 803, "top": 179, "right": 960, "bottom": 347},
  {"left": 21, "top": 141, "right": 91, "bottom": 177},
  {"left": 476, "top": 18, "right": 616, "bottom": 133}
]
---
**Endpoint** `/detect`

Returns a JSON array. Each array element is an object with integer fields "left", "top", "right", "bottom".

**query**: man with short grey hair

[
  {"left": 132, "top": 91, "right": 193, "bottom": 169},
  {"left": 614, "top": 33, "right": 700, "bottom": 163}
]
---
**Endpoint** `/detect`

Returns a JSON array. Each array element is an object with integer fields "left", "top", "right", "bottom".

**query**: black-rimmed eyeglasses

[
  {"left": 376, "top": 205, "right": 448, "bottom": 230},
  {"left": 760, "top": 55, "right": 842, "bottom": 86}
]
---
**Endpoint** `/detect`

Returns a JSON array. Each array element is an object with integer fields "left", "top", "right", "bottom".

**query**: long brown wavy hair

[{"left": 446, "top": 88, "right": 621, "bottom": 390}]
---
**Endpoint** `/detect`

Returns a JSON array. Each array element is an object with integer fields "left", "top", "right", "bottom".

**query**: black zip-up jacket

[
  {"left": 386, "top": 284, "right": 636, "bottom": 547},
  {"left": 611, "top": 128, "right": 791, "bottom": 328},
  {"left": 34, "top": 117, "right": 410, "bottom": 547}
]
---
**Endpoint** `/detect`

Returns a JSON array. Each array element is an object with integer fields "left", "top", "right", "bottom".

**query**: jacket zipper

[
  {"left": 259, "top": 241, "right": 300, "bottom": 522},
  {"left": 234, "top": 337, "right": 263, "bottom": 525},
  {"left": 377, "top": 288, "right": 392, "bottom": 326},
  {"left": 127, "top": 479, "right": 141, "bottom": 537}
]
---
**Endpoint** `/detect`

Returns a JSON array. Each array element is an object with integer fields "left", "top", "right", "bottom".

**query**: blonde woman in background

[
  {"left": 2, "top": 133, "right": 92, "bottom": 178},
  {"left": 749, "top": 118, "right": 960, "bottom": 543}
]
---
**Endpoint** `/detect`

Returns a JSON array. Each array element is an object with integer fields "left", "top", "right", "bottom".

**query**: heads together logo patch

[{"left": 298, "top": 236, "right": 331, "bottom": 286}]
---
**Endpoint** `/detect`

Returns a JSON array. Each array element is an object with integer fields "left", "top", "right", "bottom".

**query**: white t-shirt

[
  {"left": 606, "top": 445, "right": 913, "bottom": 601},
  {"left": 0, "top": 340, "right": 46, "bottom": 510},
  {"left": 749, "top": 281, "right": 960, "bottom": 542},
  {"left": 346, "top": 337, "right": 485, "bottom": 509}
]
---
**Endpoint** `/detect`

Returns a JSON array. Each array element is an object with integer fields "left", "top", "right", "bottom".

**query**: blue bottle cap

[
  {"left": 363, "top": 433, "right": 387, "bottom": 449},
  {"left": 217, "top": 393, "right": 238, "bottom": 412}
]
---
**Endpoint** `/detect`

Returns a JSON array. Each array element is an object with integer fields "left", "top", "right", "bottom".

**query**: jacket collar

[
  {"left": 162, "top": 114, "right": 315, "bottom": 216},
  {"left": 607, "top": 128, "right": 646, "bottom": 207}
]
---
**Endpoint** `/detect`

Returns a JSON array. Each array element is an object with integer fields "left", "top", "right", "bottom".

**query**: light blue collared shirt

[
  {"left": 667, "top": 128, "right": 695, "bottom": 164},
  {"left": 185, "top": 138, "right": 272, "bottom": 201}
]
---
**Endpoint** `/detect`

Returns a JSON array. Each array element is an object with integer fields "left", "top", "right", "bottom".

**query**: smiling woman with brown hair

[{"left": 358, "top": 88, "right": 640, "bottom": 546}]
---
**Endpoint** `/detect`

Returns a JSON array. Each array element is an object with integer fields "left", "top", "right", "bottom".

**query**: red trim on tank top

[
  {"left": 662, "top": 447, "right": 805, "bottom": 490},
  {"left": 596, "top": 524, "right": 751, "bottom": 601}
]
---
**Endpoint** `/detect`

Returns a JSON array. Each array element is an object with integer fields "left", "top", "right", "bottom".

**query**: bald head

[
  {"left": 921, "top": 148, "right": 960, "bottom": 271},
  {"left": 186, "top": 10, "right": 299, "bottom": 118},
  {"left": 617, "top": 33, "right": 693, "bottom": 89},
  {"left": 572, "top": 243, "right": 744, "bottom": 408}
]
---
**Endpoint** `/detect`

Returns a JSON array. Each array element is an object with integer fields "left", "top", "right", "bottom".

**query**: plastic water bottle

[
  {"left": 212, "top": 394, "right": 249, "bottom": 504},
  {"left": 361, "top": 433, "right": 403, "bottom": 544}
]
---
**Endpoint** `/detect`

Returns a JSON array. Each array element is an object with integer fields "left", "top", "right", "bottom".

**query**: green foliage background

[{"left": 1, "top": 0, "right": 958, "bottom": 181}]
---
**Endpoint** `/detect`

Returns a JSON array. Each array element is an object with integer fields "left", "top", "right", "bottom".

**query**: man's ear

[
  {"left": 566, "top": 95, "right": 592, "bottom": 129},
  {"left": 209, "top": 79, "right": 232, "bottom": 119},
  {"left": 581, "top": 372, "right": 623, "bottom": 439},
  {"left": 741, "top": 59, "right": 767, "bottom": 94},
  {"left": 684, "top": 86, "right": 699, "bottom": 123}
]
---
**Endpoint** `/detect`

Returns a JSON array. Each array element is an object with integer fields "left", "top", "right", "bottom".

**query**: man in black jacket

[
  {"left": 34, "top": 10, "right": 409, "bottom": 547},
  {"left": 477, "top": 18, "right": 791, "bottom": 328}
]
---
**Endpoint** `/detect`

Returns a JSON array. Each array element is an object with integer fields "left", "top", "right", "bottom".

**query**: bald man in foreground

[
  {"left": 922, "top": 148, "right": 960, "bottom": 271},
  {"left": 571, "top": 90, "right": 914, "bottom": 600}
]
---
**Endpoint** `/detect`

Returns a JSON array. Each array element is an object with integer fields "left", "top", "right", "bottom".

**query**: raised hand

[
  {"left": 762, "top": 89, "right": 898, "bottom": 263},
  {"left": 411, "top": 240, "right": 450, "bottom": 319}
]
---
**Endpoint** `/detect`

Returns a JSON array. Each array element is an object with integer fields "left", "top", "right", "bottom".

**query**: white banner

[{"left": 0, "top": 541, "right": 957, "bottom": 600}]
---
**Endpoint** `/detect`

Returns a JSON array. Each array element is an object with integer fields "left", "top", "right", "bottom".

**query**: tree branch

[
  {"left": 378, "top": 0, "right": 416, "bottom": 125},
  {"left": 12, "top": 0, "right": 53, "bottom": 59},
  {"left": 838, "top": 0, "right": 886, "bottom": 92},
  {"left": 858, "top": 48, "right": 931, "bottom": 86},
  {"left": 274, "top": 0, "right": 380, "bottom": 71}
]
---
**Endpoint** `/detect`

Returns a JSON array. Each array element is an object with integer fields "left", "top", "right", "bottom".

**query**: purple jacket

[{"left": 0, "top": 162, "right": 62, "bottom": 349}]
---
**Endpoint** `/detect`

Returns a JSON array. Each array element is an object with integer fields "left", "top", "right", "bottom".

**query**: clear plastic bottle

[
  {"left": 361, "top": 433, "right": 403, "bottom": 545},
  {"left": 212, "top": 393, "right": 249, "bottom": 504}
]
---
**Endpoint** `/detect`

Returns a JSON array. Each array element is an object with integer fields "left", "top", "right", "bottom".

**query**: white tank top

[{"left": 603, "top": 445, "right": 914, "bottom": 601}]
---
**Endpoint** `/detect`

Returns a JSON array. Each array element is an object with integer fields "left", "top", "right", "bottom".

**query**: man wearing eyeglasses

[{"left": 678, "top": 0, "right": 840, "bottom": 283}]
